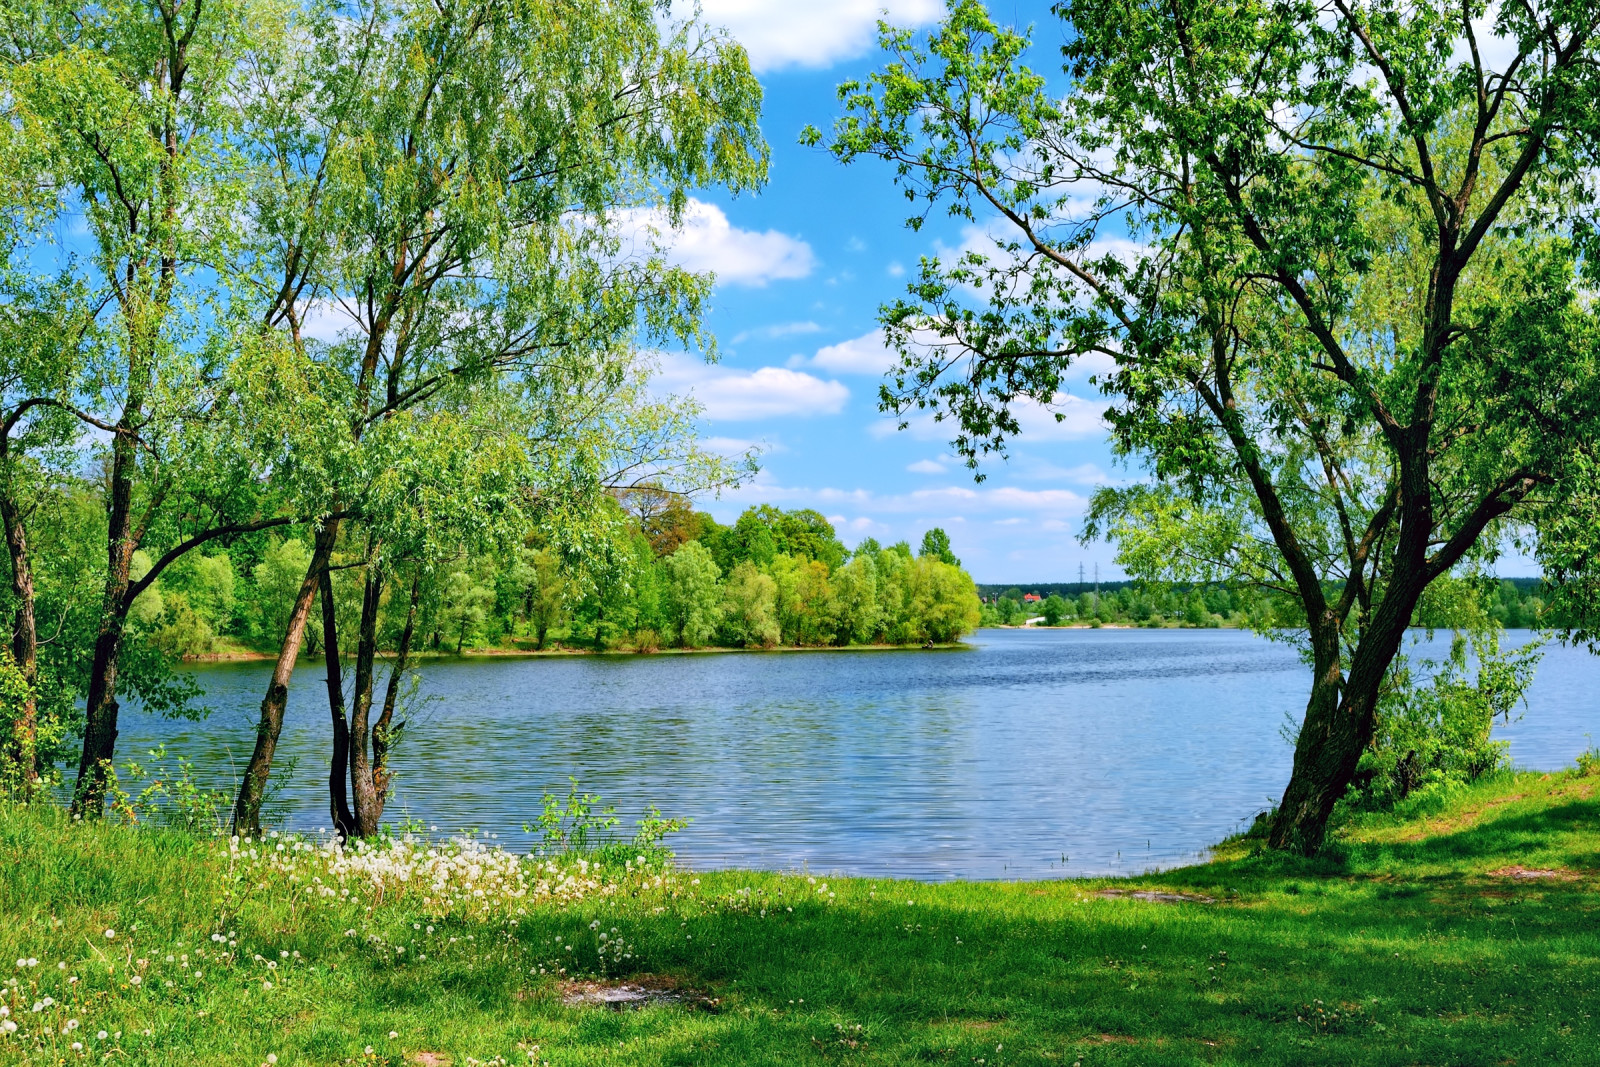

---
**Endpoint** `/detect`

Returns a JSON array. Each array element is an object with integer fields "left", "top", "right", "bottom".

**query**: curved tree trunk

[
  {"left": 232, "top": 519, "right": 339, "bottom": 837},
  {"left": 71, "top": 427, "right": 140, "bottom": 817},
  {"left": 320, "top": 566, "right": 356, "bottom": 840},
  {"left": 1270, "top": 575, "right": 1424, "bottom": 851}
]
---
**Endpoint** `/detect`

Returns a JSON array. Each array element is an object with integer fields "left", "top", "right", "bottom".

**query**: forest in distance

[
  {"left": 93, "top": 499, "right": 982, "bottom": 663},
  {"left": 977, "top": 576, "right": 1568, "bottom": 630}
]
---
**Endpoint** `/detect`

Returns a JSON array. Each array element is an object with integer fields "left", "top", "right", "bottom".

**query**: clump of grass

[{"left": 3, "top": 767, "right": 1598, "bottom": 1065}]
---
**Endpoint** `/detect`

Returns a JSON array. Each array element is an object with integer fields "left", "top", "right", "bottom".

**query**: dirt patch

[
  {"left": 559, "top": 975, "right": 717, "bottom": 1011},
  {"left": 1488, "top": 866, "right": 1580, "bottom": 881},
  {"left": 408, "top": 1054, "right": 451, "bottom": 1067},
  {"left": 1095, "top": 889, "right": 1215, "bottom": 904}
]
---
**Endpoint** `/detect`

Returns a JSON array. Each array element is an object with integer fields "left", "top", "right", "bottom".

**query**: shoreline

[{"left": 182, "top": 640, "right": 974, "bottom": 664}]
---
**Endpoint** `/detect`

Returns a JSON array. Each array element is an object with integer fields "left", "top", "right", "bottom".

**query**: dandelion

[
  {"left": 97, "top": 1031, "right": 107, "bottom": 1040},
  {"left": 389, "top": 1031, "right": 398, "bottom": 1039},
  {"left": 267, "top": 1055, "right": 278, "bottom": 1064},
  {"left": 71, "top": 1041, "right": 82, "bottom": 1051},
  {"left": 104, "top": 929, "right": 116, "bottom": 939}
]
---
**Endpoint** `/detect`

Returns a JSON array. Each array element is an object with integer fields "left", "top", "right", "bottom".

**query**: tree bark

[
  {"left": 348, "top": 563, "right": 384, "bottom": 836},
  {"left": 320, "top": 566, "right": 356, "bottom": 840},
  {"left": 0, "top": 487, "right": 39, "bottom": 792},
  {"left": 374, "top": 574, "right": 419, "bottom": 803},
  {"left": 70, "top": 426, "right": 140, "bottom": 817},
  {"left": 1270, "top": 572, "right": 1425, "bottom": 851},
  {"left": 231, "top": 519, "right": 339, "bottom": 837}
]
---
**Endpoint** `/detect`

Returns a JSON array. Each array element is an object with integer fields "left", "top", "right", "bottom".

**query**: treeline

[
  {"left": 120, "top": 502, "right": 981, "bottom": 656},
  {"left": 981, "top": 576, "right": 1570, "bottom": 630}
]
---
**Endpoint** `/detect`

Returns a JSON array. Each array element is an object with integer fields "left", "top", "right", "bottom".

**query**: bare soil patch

[
  {"left": 1095, "top": 889, "right": 1215, "bottom": 904},
  {"left": 1488, "top": 866, "right": 1580, "bottom": 881},
  {"left": 559, "top": 975, "right": 717, "bottom": 1011}
]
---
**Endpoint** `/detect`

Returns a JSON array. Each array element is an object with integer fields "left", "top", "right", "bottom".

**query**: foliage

[
  {"left": 810, "top": 0, "right": 1600, "bottom": 850},
  {"left": 527, "top": 778, "right": 687, "bottom": 868},
  {"left": 1344, "top": 634, "right": 1542, "bottom": 815}
]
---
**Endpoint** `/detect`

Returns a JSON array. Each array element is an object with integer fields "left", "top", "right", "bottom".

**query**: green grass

[{"left": 2, "top": 771, "right": 1597, "bottom": 1066}]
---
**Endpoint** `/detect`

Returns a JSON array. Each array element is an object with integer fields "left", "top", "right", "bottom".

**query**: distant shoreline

[{"left": 182, "top": 641, "right": 973, "bottom": 664}]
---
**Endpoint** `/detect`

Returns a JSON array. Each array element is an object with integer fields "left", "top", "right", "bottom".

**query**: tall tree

[
  {"left": 812, "top": 0, "right": 1600, "bottom": 849},
  {"left": 2, "top": 0, "right": 313, "bottom": 813},
  {"left": 226, "top": 0, "right": 767, "bottom": 835}
]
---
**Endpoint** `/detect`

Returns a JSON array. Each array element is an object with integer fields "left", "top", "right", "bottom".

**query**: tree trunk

[
  {"left": 348, "top": 564, "right": 384, "bottom": 836},
  {"left": 70, "top": 428, "right": 140, "bottom": 817},
  {"left": 374, "top": 574, "right": 419, "bottom": 803},
  {"left": 231, "top": 519, "right": 338, "bottom": 837},
  {"left": 1270, "top": 580, "right": 1421, "bottom": 852},
  {"left": 320, "top": 566, "right": 356, "bottom": 840},
  {"left": 0, "top": 488, "right": 39, "bottom": 793}
]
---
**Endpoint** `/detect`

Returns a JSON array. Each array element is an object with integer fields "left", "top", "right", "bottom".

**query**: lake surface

[{"left": 114, "top": 628, "right": 1597, "bottom": 881}]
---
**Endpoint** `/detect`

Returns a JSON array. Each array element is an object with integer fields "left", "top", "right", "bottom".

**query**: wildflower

[
  {"left": 65, "top": 1019, "right": 79, "bottom": 1031},
  {"left": 98, "top": 1031, "right": 108, "bottom": 1040},
  {"left": 71, "top": 1041, "right": 82, "bottom": 1051},
  {"left": 267, "top": 1055, "right": 278, "bottom": 1064},
  {"left": 104, "top": 929, "right": 116, "bottom": 939},
  {"left": 388, "top": 1031, "right": 398, "bottom": 1039}
]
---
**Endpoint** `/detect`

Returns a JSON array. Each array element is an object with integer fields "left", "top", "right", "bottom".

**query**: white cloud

[
  {"left": 732, "top": 321, "right": 824, "bottom": 344},
  {"left": 620, "top": 199, "right": 815, "bottom": 287},
  {"left": 686, "top": 0, "right": 944, "bottom": 72},
  {"left": 654, "top": 353, "right": 848, "bottom": 421},
  {"left": 799, "top": 330, "right": 899, "bottom": 376},
  {"left": 870, "top": 393, "right": 1108, "bottom": 442},
  {"left": 1011, "top": 459, "right": 1111, "bottom": 484},
  {"left": 701, "top": 435, "right": 776, "bottom": 457},
  {"left": 906, "top": 459, "right": 945, "bottom": 474}
]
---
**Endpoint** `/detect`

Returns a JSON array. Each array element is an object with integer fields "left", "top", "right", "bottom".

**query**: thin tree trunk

[
  {"left": 0, "top": 488, "right": 38, "bottom": 792},
  {"left": 373, "top": 574, "right": 419, "bottom": 803},
  {"left": 348, "top": 564, "right": 384, "bottom": 836},
  {"left": 320, "top": 566, "right": 356, "bottom": 840},
  {"left": 231, "top": 519, "right": 339, "bottom": 837},
  {"left": 71, "top": 428, "right": 140, "bottom": 817}
]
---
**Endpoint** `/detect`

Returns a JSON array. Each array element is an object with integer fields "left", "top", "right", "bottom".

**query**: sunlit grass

[{"left": 2, "top": 770, "right": 1597, "bottom": 1065}]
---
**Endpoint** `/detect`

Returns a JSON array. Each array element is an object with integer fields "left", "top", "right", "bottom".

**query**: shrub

[{"left": 1345, "top": 633, "right": 1542, "bottom": 814}]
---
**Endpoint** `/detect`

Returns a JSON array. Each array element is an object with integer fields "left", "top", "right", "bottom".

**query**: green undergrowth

[{"left": 1, "top": 770, "right": 1596, "bottom": 1066}]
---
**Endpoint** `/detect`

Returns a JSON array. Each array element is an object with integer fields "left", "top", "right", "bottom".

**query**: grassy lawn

[{"left": 2, "top": 771, "right": 1596, "bottom": 1066}]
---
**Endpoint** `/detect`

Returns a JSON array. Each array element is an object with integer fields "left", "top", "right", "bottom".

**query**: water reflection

[{"left": 107, "top": 628, "right": 1597, "bottom": 881}]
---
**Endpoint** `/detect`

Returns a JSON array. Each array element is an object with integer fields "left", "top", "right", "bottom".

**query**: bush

[{"left": 1344, "top": 632, "right": 1542, "bottom": 814}]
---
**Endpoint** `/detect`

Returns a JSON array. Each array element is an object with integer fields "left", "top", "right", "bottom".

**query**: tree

[
  {"left": 1041, "top": 595, "right": 1065, "bottom": 627},
  {"left": 813, "top": 0, "right": 1600, "bottom": 850},
  {"left": 4, "top": 0, "right": 314, "bottom": 816},
  {"left": 660, "top": 541, "right": 722, "bottom": 647},
  {"left": 720, "top": 561, "right": 779, "bottom": 648},
  {"left": 225, "top": 0, "right": 767, "bottom": 836},
  {"left": 919, "top": 527, "right": 960, "bottom": 567}
]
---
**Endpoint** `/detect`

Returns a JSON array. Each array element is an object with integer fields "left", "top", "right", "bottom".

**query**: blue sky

[{"left": 655, "top": 0, "right": 1121, "bottom": 584}]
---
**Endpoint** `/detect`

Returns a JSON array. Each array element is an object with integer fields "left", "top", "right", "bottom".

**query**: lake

[{"left": 113, "top": 628, "right": 1597, "bottom": 881}]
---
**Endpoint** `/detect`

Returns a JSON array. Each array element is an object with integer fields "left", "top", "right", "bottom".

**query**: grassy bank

[{"left": 2, "top": 771, "right": 1596, "bottom": 1066}]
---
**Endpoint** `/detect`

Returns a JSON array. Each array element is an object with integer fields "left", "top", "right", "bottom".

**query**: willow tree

[
  {"left": 813, "top": 0, "right": 1600, "bottom": 850},
  {"left": 226, "top": 0, "right": 767, "bottom": 836}
]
